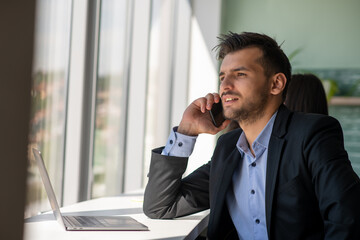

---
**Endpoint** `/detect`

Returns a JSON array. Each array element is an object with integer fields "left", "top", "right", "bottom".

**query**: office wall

[
  {"left": 221, "top": 0, "right": 360, "bottom": 69},
  {"left": 0, "top": 1, "right": 35, "bottom": 240}
]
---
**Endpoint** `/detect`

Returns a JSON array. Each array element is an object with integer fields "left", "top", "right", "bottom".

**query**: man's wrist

[{"left": 177, "top": 123, "right": 198, "bottom": 136}]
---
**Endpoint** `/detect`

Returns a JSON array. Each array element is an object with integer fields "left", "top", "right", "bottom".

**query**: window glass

[
  {"left": 26, "top": 0, "right": 72, "bottom": 218},
  {"left": 144, "top": 0, "right": 162, "bottom": 180},
  {"left": 92, "top": 0, "right": 129, "bottom": 198},
  {"left": 144, "top": 0, "right": 175, "bottom": 183}
]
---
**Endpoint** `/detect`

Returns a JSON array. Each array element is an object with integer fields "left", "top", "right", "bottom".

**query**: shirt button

[
  {"left": 255, "top": 219, "right": 260, "bottom": 224},
  {"left": 251, "top": 189, "right": 255, "bottom": 194},
  {"left": 169, "top": 140, "right": 173, "bottom": 144},
  {"left": 178, "top": 142, "right": 183, "bottom": 147},
  {"left": 251, "top": 162, "right": 256, "bottom": 167}
]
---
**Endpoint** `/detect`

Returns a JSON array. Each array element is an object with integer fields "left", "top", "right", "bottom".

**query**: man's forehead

[
  {"left": 220, "top": 48, "right": 264, "bottom": 71},
  {"left": 222, "top": 47, "right": 263, "bottom": 60}
]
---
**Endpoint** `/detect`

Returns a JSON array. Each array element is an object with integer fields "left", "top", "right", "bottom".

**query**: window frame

[{"left": 61, "top": 0, "right": 222, "bottom": 204}]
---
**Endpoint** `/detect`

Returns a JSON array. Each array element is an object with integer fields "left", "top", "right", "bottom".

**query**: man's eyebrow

[
  {"left": 219, "top": 66, "right": 250, "bottom": 77},
  {"left": 233, "top": 66, "right": 250, "bottom": 71}
]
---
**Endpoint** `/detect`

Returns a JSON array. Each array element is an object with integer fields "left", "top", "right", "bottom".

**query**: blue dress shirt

[
  {"left": 162, "top": 112, "right": 277, "bottom": 239},
  {"left": 226, "top": 113, "right": 276, "bottom": 240}
]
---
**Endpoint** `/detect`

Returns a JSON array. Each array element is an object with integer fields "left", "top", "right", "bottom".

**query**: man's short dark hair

[{"left": 214, "top": 32, "right": 292, "bottom": 100}]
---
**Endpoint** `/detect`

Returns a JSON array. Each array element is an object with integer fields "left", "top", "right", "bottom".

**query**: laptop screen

[{"left": 32, "top": 148, "right": 67, "bottom": 229}]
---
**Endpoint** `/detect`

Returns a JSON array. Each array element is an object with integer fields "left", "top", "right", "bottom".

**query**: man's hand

[{"left": 177, "top": 93, "right": 231, "bottom": 136}]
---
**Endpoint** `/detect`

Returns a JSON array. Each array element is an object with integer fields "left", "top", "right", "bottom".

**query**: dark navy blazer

[{"left": 144, "top": 105, "right": 360, "bottom": 239}]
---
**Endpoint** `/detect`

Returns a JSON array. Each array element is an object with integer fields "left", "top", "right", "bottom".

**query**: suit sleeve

[
  {"left": 143, "top": 147, "right": 210, "bottom": 219},
  {"left": 304, "top": 116, "right": 360, "bottom": 239}
]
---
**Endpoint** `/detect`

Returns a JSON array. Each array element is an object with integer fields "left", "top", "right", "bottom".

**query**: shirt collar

[{"left": 236, "top": 111, "right": 278, "bottom": 156}]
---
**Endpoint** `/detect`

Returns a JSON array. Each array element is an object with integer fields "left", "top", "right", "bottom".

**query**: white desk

[{"left": 23, "top": 193, "right": 209, "bottom": 240}]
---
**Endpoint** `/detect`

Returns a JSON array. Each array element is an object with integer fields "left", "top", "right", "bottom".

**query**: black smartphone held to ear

[{"left": 209, "top": 99, "right": 226, "bottom": 127}]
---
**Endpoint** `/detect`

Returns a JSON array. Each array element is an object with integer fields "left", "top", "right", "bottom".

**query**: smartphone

[{"left": 209, "top": 99, "right": 226, "bottom": 127}]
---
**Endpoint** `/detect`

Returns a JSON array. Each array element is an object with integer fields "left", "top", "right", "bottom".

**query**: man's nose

[{"left": 220, "top": 75, "right": 234, "bottom": 90}]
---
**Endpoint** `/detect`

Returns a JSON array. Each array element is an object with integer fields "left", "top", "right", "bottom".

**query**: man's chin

[
  {"left": 224, "top": 108, "right": 246, "bottom": 121},
  {"left": 224, "top": 112, "right": 240, "bottom": 121}
]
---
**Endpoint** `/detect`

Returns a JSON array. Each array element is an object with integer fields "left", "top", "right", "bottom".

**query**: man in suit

[{"left": 143, "top": 32, "right": 360, "bottom": 239}]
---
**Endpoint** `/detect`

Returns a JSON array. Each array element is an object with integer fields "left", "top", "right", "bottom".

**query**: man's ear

[{"left": 270, "top": 73, "right": 287, "bottom": 96}]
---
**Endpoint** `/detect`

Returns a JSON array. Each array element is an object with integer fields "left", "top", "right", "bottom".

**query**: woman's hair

[{"left": 284, "top": 73, "right": 328, "bottom": 115}]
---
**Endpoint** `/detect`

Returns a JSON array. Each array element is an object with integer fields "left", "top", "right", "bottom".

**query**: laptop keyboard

[{"left": 65, "top": 216, "right": 106, "bottom": 227}]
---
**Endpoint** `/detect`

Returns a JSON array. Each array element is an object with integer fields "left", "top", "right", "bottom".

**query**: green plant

[
  {"left": 345, "top": 79, "right": 360, "bottom": 97},
  {"left": 321, "top": 79, "right": 338, "bottom": 101}
]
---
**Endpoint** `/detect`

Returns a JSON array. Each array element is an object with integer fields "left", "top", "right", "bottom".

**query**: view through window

[
  {"left": 25, "top": 0, "right": 72, "bottom": 218},
  {"left": 92, "top": 0, "right": 130, "bottom": 198}
]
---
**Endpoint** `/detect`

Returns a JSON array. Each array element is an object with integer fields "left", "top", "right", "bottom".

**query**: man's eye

[{"left": 237, "top": 72, "right": 246, "bottom": 76}]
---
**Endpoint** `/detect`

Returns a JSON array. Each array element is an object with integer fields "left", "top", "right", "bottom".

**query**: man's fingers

[
  {"left": 213, "top": 93, "right": 221, "bottom": 103},
  {"left": 193, "top": 93, "right": 221, "bottom": 113},
  {"left": 204, "top": 93, "right": 214, "bottom": 111},
  {"left": 192, "top": 97, "right": 207, "bottom": 113},
  {"left": 205, "top": 93, "right": 221, "bottom": 111},
  {"left": 181, "top": 93, "right": 227, "bottom": 136}
]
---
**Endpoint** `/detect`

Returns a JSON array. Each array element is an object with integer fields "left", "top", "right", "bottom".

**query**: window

[
  {"left": 25, "top": 0, "right": 222, "bottom": 218},
  {"left": 92, "top": 0, "right": 131, "bottom": 198},
  {"left": 26, "top": 0, "right": 72, "bottom": 218},
  {"left": 144, "top": 0, "right": 176, "bottom": 179}
]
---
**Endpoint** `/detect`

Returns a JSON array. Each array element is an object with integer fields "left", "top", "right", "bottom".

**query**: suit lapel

[
  {"left": 209, "top": 148, "right": 241, "bottom": 228},
  {"left": 265, "top": 135, "right": 285, "bottom": 235},
  {"left": 216, "top": 149, "right": 241, "bottom": 202},
  {"left": 265, "top": 104, "right": 292, "bottom": 236}
]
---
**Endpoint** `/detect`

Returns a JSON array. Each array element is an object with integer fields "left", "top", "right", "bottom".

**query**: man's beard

[{"left": 223, "top": 85, "right": 269, "bottom": 125}]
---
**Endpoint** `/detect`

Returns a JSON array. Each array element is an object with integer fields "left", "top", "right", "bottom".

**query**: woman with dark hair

[{"left": 285, "top": 73, "right": 328, "bottom": 115}]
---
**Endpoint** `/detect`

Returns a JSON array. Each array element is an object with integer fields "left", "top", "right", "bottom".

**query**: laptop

[{"left": 32, "top": 148, "right": 149, "bottom": 231}]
